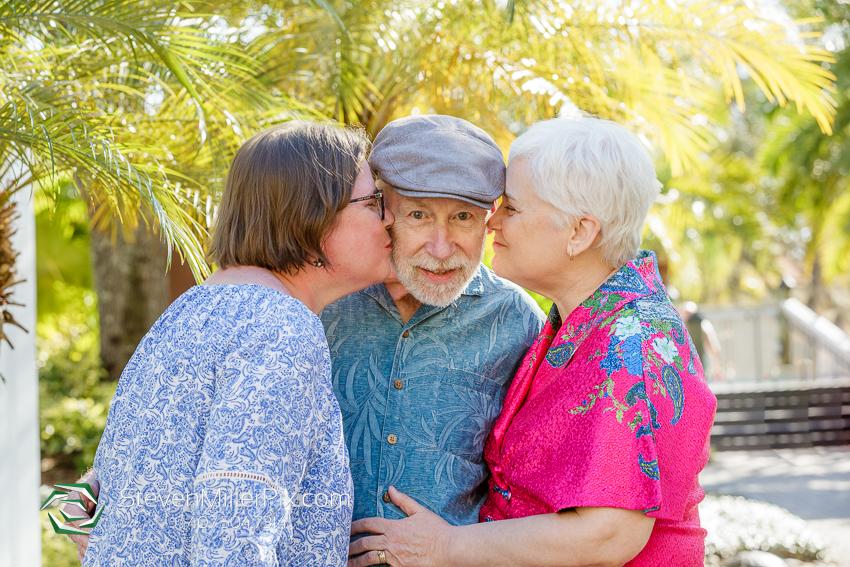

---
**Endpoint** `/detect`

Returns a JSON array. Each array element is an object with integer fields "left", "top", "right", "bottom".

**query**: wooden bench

[{"left": 709, "top": 379, "right": 850, "bottom": 451}]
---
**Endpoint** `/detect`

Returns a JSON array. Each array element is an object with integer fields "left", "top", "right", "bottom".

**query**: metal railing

[
  {"left": 698, "top": 299, "right": 850, "bottom": 450},
  {"left": 699, "top": 298, "right": 850, "bottom": 383},
  {"left": 780, "top": 298, "right": 850, "bottom": 381}
]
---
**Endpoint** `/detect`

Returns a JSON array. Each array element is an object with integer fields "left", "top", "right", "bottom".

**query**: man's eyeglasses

[{"left": 350, "top": 190, "right": 385, "bottom": 220}]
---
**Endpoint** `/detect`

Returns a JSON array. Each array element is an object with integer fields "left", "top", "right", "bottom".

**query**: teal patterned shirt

[{"left": 320, "top": 265, "right": 545, "bottom": 526}]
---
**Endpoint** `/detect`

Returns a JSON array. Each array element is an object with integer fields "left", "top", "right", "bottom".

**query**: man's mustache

[{"left": 405, "top": 254, "right": 465, "bottom": 273}]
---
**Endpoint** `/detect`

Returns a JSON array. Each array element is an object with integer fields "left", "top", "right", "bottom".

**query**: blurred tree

[
  {"left": 647, "top": 139, "right": 786, "bottom": 304},
  {"left": 763, "top": 33, "right": 850, "bottom": 312},
  {"left": 248, "top": 0, "right": 836, "bottom": 173},
  {"left": 652, "top": 0, "right": 850, "bottom": 312}
]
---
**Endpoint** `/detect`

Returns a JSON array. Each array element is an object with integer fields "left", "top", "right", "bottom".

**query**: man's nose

[{"left": 425, "top": 226, "right": 456, "bottom": 261}]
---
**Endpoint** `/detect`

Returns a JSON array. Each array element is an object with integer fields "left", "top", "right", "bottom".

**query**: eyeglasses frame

[{"left": 349, "top": 190, "right": 385, "bottom": 220}]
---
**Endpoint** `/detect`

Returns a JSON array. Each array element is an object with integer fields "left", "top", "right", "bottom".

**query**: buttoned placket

[
  {"left": 361, "top": 278, "right": 483, "bottom": 519},
  {"left": 374, "top": 302, "right": 448, "bottom": 517}
]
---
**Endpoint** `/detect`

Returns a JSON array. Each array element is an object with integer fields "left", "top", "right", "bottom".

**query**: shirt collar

[
  {"left": 363, "top": 283, "right": 401, "bottom": 322},
  {"left": 460, "top": 266, "right": 485, "bottom": 297},
  {"left": 597, "top": 250, "right": 664, "bottom": 301},
  {"left": 548, "top": 250, "right": 663, "bottom": 327}
]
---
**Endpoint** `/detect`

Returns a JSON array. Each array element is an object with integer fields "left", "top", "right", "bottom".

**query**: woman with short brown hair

[{"left": 74, "top": 121, "right": 394, "bottom": 566}]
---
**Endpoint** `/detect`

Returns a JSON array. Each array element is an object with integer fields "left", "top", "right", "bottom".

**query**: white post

[{"left": 0, "top": 186, "right": 41, "bottom": 567}]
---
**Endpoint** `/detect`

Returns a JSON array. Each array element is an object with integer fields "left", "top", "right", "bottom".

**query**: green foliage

[
  {"left": 647, "top": 136, "right": 791, "bottom": 303},
  {"left": 0, "top": 0, "right": 323, "bottom": 283},
  {"left": 245, "top": 0, "right": 837, "bottom": 175},
  {"left": 34, "top": 182, "right": 92, "bottom": 316},
  {"left": 34, "top": 180, "right": 106, "bottom": 567},
  {"left": 644, "top": 2, "right": 850, "bottom": 307},
  {"left": 38, "top": 280, "right": 115, "bottom": 472},
  {"left": 35, "top": 182, "right": 113, "bottom": 473},
  {"left": 762, "top": 26, "right": 850, "bottom": 285},
  {"left": 3, "top": 0, "right": 841, "bottom": 322},
  {"left": 41, "top": 509, "right": 80, "bottom": 567}
]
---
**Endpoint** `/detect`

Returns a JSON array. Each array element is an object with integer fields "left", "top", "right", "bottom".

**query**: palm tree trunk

[
  {"left": 90, "top": 223, "right": 171, "bottom": 382},
  {"left": 0, "top": 197, "right": 27, "bottom": 351}
]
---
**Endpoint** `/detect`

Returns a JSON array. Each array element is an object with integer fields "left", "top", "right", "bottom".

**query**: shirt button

[
  {"left": 393, "top": 380, "right": 403, "bottom": 390},
  {"left": 402, "top": 330, "right": 410, "bottom": 338},
  {"left": 382, "top": 492, "right": 392, "bottom": 503},
  {"left": 387, "top": 434, "right": 398, "bottom": 445}
]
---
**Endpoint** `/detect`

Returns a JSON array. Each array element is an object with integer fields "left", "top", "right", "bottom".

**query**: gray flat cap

[{"left": 370, "top": 115, "right": 505, "bottom": 209}]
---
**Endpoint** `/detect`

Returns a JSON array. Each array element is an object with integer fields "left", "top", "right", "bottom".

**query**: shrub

[{"left": 701, "top": 493, "right": 829, "bottom": 561}]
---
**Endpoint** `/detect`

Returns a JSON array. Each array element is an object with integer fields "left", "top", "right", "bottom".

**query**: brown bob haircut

[{"left": 207, "top": 120, "right": 371, "bottom": 275}]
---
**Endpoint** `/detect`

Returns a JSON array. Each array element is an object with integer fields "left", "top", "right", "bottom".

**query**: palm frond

[
  {"left": 0, "top": 0, "right": 337, "bottom": 281},
  {"left": 0, "top": 93, "right": 211, "bottom": 279}
]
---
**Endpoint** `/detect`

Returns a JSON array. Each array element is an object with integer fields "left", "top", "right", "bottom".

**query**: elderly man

[{"left": 320, "top": 115, "right": 545, "bottom": 528}]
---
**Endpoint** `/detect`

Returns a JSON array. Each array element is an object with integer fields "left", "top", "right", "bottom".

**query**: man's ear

[
  {"left": 485, "top": 200, "right": 497, "bottom": 222},
  {"left": 377, "top": 179, "right": 398, "bottom": 213}
]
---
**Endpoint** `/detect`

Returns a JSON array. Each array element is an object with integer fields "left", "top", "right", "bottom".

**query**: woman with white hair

[{"left": 347, "top": 115, "right": 717, "bottom": 567}]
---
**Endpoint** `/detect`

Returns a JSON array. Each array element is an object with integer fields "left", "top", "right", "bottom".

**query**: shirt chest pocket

[{"left": 422, "top": 369, "right": 505, "bottom": 465}]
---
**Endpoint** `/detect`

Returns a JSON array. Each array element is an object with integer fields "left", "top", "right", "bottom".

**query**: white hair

[{"left": 508, "top": 115, "right": 662, "bottom": 268}]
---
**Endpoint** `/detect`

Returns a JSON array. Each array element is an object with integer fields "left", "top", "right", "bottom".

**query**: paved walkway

[{"left": 700, "top": 447, "right": 850, "bottom": 566}]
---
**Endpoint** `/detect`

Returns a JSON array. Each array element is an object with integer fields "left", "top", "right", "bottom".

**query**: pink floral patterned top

[{"left": 480, "top": 251, "right": 717, "bottom": 567}]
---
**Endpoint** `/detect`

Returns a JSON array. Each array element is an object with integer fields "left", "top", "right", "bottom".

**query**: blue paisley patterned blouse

[{"left": 84, "top": 285, "right": 353, "bottom": 567}]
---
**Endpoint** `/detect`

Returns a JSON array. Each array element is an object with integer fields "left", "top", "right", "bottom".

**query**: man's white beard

[{"left": 390, "top": 239, "right": 485, "bottom": 308}]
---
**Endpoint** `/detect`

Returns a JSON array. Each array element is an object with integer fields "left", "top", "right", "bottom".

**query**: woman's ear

[{"left": 567, "top": 215, "right": 602, "bottom": 258}]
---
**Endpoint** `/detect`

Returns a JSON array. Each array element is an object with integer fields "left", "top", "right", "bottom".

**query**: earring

[
  {"left": 312, "top": 260, "right": 324, "bottom": 268},
  {"left": 569, "top": 249, "right": 574, "bottom": 261}
]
